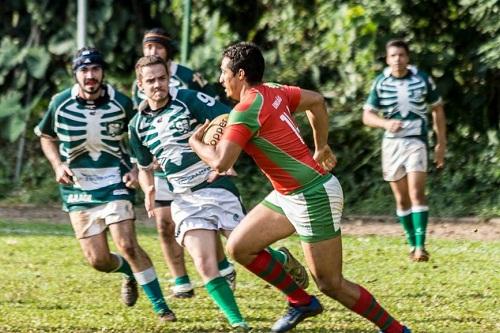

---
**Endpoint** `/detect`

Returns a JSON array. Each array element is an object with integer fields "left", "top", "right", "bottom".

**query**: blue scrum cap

[{"left": 72, "top": 49, "right": 105, "bottom": 72}]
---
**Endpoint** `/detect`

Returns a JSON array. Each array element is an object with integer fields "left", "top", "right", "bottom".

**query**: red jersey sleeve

[
  {"left": 282, "top": 85, "right": 301, "bottom": 113},
  {"left": 223, "top": 123, "right": 253, "bottom": 148}
]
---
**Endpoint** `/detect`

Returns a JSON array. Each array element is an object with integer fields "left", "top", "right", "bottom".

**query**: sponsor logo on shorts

[
  {"left": 113, "top": 189, "right": 129, "bottom": 196},
  {"left": 67, "top": 193, "right": 92, "bottom": 203}
]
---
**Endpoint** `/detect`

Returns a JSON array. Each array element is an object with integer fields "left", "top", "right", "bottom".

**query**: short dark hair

[
  {"left": 385, "top": 39, "right": 410, "bottom": 55},
  {"left": 135, "top": 55, "right": 169, "bottom": 80},
  {"left": 143, "top": 27, "right": 175, "bottom": 60},
  {"left": 222, "top": 42, "right": 265, "bottom": 85}
]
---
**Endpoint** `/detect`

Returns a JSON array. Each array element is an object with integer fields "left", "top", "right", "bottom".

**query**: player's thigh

[
  {"left": 407, "top": 171, "right": 427, "bottom": 203},
  {"left": 389, "top": 176, "right": 410, "bottom": 203},
  {"left": 154, "top": 206, "right": 174, "bottom": 226},
  {"left": 301, "top": 236, "right": 343, "bottom": 283},
  {"left": 108, "top": 218, "right": 139, "bottom": 249},
  {"left": 183, "top": 229, "right": 218, "bottom": 262},
  {"left": 227, "top": 203, "right": 295, "bottom": 256},
  {"left": 77, "top": 232, "right": 113, "bottom": 265}
]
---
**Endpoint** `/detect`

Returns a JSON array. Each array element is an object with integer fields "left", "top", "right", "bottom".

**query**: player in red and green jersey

[{"left": 189, "top": 42, "right": 411, "bottom": 333}]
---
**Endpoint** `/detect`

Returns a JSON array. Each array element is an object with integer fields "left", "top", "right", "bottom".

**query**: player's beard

[{"left": 79, "top": 78, "right": 103, "bottom": 95}]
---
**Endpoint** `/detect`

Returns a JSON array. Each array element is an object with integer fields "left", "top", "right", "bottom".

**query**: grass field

[{"left": 0, "top": 219, "right": 498, "bottom": 333}]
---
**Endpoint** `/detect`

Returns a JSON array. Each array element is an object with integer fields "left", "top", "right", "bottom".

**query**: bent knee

[
  {"left": 87, "top": 256, "right": 113, "bottom": 272},
  {"left": 315, "top": 275, "right": 344, "bottom": 297}
]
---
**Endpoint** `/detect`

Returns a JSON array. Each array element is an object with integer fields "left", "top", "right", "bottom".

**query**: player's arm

[
  {"left": 431, "top": 103, "right": 447, "bottom": 168},
  {"left": 294, "top": 89, "right": 336, "bottom": 171},
  {"left": 189, "top": 121, "right": 243, "bottom": 173},
  {"left": 138, "top": 166, "right": 155, "bottom": 218},
  {"left": 362, "top": 107, "right": 402, "bottom": 133},
  {"left": 39, "top": 136, "right": 74, "bottom": 185}
]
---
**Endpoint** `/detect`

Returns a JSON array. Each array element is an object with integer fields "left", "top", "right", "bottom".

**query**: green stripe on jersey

[
  {"left": 228, "top": 93, "right": 263, "bottom": 134},
  {"left": 253, "top": 136, "right": 323, "bottom": 188}
]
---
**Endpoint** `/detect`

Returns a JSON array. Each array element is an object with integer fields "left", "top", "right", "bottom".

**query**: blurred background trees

[{"left": 0, "top": 0, "right": 498, "bottom": 216}]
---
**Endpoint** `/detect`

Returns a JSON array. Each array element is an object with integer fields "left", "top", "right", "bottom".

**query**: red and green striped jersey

[{"left": 224, "top": 83, "right": 327, "bottom": 195}]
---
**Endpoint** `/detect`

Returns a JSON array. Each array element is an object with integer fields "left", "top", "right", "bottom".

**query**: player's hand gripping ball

[{"left": 202, "top": 113, "right": 229, "bottom": 146}]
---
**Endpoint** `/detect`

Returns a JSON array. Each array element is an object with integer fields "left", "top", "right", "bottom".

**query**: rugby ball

[{"left": 202, "top": 113, "right": 229, "bottom": 145}]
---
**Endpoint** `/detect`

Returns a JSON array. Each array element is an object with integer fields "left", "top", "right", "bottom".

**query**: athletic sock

[
  {"left": 245, "top": 250, "right": 311, "bottom": 306},
  {"left": 396, "top": 209, "right": 415, "bottom": 248},
  {"left": 351, "top": 285, "right": 404, "bottom": 333},
  {"left": 266, "top": 247, "right": 287, "bottom": 265},
  {"left": 412, "top": 206, "right": 429, "bottom": 249},
  {"left": 174, "top": 275, "right": 191, "bottom": 286},
  {"left": 205, "top": 276, "right": 244, "bottom": 325},
  {"left": 134, "top": 267, "right": 170, "bottom": 314},
  {"left": 110, "top": 252, "right": 134, "bottom": 279},
  {"left": 218, "top": 257, "right": 231, "bottom": 271}
]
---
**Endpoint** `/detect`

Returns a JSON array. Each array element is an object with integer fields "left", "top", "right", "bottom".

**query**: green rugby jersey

[
  {"left": 35, "top": 84, "right": 135, "bottom": 211},
  {"left": 128, "top": 88, "right": 236, "bottom": 194},
  {"left": 364, "top": 66, "right": 442, "bottom": 143}
]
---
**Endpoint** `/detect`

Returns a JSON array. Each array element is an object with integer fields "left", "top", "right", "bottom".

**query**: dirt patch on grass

[{"left": 1, "top": 206, "right": 498, "bottom": 241}]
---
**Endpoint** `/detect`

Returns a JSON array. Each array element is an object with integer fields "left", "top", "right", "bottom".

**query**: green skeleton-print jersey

[
  {"left": 128, "top": 88, "right": 234, "bottom": 194},
  {"left": 364, "top": 66, "right": 442, "bottom": 143},
  {"left": 35, "top": 84, "right": 135, "bottom": 211}
]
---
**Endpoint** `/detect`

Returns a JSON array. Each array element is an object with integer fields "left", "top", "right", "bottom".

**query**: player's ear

[{"left": 237, "top": 68, "right": 246, "bottom": 80}]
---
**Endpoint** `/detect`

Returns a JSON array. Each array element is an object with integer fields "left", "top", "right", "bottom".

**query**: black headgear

[{"left": 72, "top": 49, "right": 105, "bottom": 72}]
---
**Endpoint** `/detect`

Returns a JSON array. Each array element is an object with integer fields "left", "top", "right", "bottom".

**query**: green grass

[{"left": 0, "top": 220, "right": 498, "bottom": 333}]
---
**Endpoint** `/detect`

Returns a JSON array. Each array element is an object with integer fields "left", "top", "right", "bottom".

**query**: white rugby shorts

[
  {"left": 69, "top": 200, "right": 135, "bottom": 239},
  {"left": 171, "top": 188, "right": 244, "bottom": 246},
  {"left": 382, "top": 137, "right": 428, "bottom": 181}
]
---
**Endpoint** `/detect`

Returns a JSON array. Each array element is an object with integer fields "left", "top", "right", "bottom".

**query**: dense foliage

[{"left": 0, "top": 0, "right": 498, "bottom": 217}]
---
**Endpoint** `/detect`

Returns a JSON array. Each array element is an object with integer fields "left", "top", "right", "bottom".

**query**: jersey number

[
  {"left": 197, "top": 92, "right": 215, "bottom": 107},
  {"left": 279, "top": 110, "right": 305, "bottom": 144}
]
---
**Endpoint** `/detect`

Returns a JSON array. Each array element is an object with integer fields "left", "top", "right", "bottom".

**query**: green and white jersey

[
  {"left": 129, "top": 88, "right": 233, "bottom": 194},
  {"left": 35, "top": 84, "right": 135, "bottom": 212},
  {"left": 131, "top": 61, "right": 208, "bottom": 109},
  {"left": 364, "top": 66, "right": 442, "bottom": 142}
]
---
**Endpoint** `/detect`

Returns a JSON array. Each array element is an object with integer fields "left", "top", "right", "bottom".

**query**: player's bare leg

[
  {"left": 78, "top": 229, "right": 138, "bottom": 306},
  {"left": 109, "top": 220, "right": 174, "bottom": 320},
  {"left": 302, "top": 236, "right": 409, "bottom": 333},
  {"left": 227, "top": 205, "right": 319, "bottom": 332},
  {"left": 407, "top": 171, "right": 429, "bottom": 261},
  {"left": 78, "top": 231, "right": 119, "bottom": 272},
  {"left": 183, "top": 229, "right": 247, "bottom": 329},
  {"left": 154, "top": 205, "right": 194, "bottom": 297}
]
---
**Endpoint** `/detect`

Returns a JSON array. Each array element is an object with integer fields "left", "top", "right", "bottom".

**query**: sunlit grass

[{"left": 0, "top": 220, "right": 498, "bottom": 332}]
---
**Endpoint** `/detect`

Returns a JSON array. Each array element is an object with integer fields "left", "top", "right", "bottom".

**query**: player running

[
  {"left": 132, "top": 28, "right": 235, "bottom": 297},
  {"left": 189, "top": 42, "right": 412, "bottom": 333},
  {"left": 35, "top": 47, "right": 175, "bottom": 322}
]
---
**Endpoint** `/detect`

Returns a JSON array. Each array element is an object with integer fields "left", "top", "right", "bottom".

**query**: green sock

[
  {"left": 397, "top": 210, "right": 415, "bottom": 248},
  {"left": 205, "top": 276, "right": 244, "bottom": 325},
  {"left": 135, "top": 267, "right": 170, "bottom": 314},
  {"left": 218, "top": 257, "right": 231, "bottom": 271},
  {"left": 266, "top": 247, "right": 287, "bottom": 265},
  {"left": 174, "top": 275, "right": 191, "bottom": 286},
  {"left": 412, "top": 207, "right": 429, "bottom": 249},
  {"left": 111, "top": 253, "right": 134, "bottom": 279}
]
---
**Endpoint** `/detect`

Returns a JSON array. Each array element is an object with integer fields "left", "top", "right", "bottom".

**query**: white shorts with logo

[
  {"left": 171, "top": 188, "right": 244, "bottom": 246},
  {"left": 262, "top": 175, "right": 343, "bottom": 243},
  {"left": 382, "top": 137, "right": 428, "bottom": 181},
  {"left": 154, "top": 176, "right": 175, "bottom": 203},
  {"left": 68, "top": 200, "right": 135, "bottom": 239}
]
